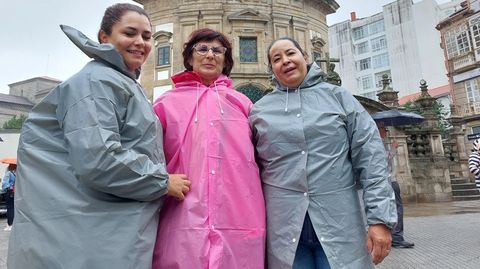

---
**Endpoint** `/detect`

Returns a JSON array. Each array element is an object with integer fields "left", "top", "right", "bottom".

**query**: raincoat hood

[
  {"left": 60, "top": 24, "right": 140, "bottom": 80},
  {"left": 170, "top": 71, "right": 234, "bottom": 123},
  {"left": 171, "top": 70, "right": 232, "bottom": 88},
  {"left": 272, "top": 62, "right": 327, "bottom": 112}
]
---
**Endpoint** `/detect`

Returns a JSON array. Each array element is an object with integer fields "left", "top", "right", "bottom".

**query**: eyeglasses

[{"left": 193, "top": 44, "right": 227, "bottom": 56}]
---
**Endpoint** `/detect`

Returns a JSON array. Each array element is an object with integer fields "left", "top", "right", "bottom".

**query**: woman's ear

[{"left": 98, "top": 30, "right": 109, "bottom": 44}]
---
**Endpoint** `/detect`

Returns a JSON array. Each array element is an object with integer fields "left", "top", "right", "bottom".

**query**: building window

[
  {"left": 357, "top": 58, "right": 371, "bottom": 71},
  {"left": 361, "top": 75, "right": 373, "bottom": 90},
  {"left": 240, "top": 37, "right": 258, "bottom": 62},
  {"left": 361, "top": 90, "right": 377, "bottom": 100},
  {"left": 371, "top": 36, "right": 387, "bottom": 52},
  {"left": 372, "top": 53, "right": 390, "bottom": 69},
  {"left": 352, "top": 26, "right": 368, "bottom": 41},
  {"left": 465, "top": 78, "right": 480, "bottom": 103},
  {"left": 472, "top": 126, "right": 480, "bottom": 134},
  {"left": 369, "top": 20, "right": 385, "bottom": 36},
  {"left": 470, "top": 16, "right": 480, "bottom": 47},
  {"left": 445, "top": 24, "right": 471, "bottom": 59},
  {"left": 356, "top": 41, "right": 369, "bottom": 55},
  {"left": 157, "top": 46, "right": 170, "bottom": 66}
]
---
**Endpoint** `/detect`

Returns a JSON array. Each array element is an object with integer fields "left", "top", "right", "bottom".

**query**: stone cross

[
  {"left": 316, "top": 53, "right": 341, "bottom": 86},
  {"left": 315, "top": 52, "right": 340, "bottom": 70}
]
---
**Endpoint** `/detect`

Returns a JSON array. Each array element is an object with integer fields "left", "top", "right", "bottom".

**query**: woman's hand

[
  {"left": 367, "top": 224, "right": 392, "bottom": 265},
  {"left": 166, "top": 174, "right": 191, "bottom": 200}
]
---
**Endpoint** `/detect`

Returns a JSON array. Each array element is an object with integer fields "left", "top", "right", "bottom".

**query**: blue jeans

[{"left": 293, "top": 213, "right": 331, "bottom": 269}]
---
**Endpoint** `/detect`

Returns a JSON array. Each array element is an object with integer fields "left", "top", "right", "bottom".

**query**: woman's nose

[
  {"left": 133, "top": 35, "right": 145, "bottom": 46},
  {"left": 205, "top": 49, "right": 215, "bottom": 58}
]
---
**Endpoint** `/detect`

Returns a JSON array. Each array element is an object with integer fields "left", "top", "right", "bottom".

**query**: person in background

[
  {"left": 7, "top": 4, "right": 190, "bottom": 269},
  {"left": 385, "top": 140, "right": 415, "bottom": 249},
  {"left": 2, "top": 164, "right": 16, "bottom": 231},
  {"left": 249, "top": 37, "right": 396, "bottom": 269},
  {"left": 152, "top": 28, "right": 266, "bottom": 269},
  {"left": 468, "top": 139, "right": 480, "bottom": 192}
]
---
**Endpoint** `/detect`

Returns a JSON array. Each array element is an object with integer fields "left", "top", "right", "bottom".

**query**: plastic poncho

[
  {"left": 8, "top": 25, "right": 169, "bottom": 269},
  {"left": 249, "top": 63, "right": 397, "bottom": 269},
  {"left": 152, "top": 71, "right": 266, "bottom": 269}
]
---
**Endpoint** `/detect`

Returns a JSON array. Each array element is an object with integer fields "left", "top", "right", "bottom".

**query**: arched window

[{"left": 236, "top": 84, "right": 266, "bottom": 103}]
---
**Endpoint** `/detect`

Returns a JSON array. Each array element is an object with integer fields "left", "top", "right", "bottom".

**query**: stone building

[
  {"left": 0, "top": 76, "right": 61, "bottom": 128},
  {"left": 436, "top": 0, "right": 480, "bottom": 136},
  {"left": 133, "top": 0, "right": 339, "bottom": 101}
]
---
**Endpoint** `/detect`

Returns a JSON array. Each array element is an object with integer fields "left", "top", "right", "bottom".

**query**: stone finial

[
  {"left": 415, "top": 79, "right": 435, "bottom": 109},
  {"left": 376, "top": 74, "right": 399, "bottom": 107}
]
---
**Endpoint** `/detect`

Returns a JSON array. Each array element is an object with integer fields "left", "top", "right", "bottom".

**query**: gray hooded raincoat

[
  {"left": 7, "top": 26, "right": 168, "bottom": 269},
  {"left": 249, "top": 63, "right": 397, "bottom": 269}
]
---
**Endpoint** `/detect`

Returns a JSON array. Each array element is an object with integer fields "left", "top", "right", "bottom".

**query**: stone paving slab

[
  {"left": 377, "top": 213, "right": 480, "bottom": 269},
  {"left": 0, "top": 201, "right": 478, "bottom": 268}
]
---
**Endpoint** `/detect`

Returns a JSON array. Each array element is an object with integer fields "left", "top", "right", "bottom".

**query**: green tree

[
  {"left": 2, "top": 114, "right": 27, "bottom": 129},
  {"left": 403, "top": 100, "right": 450, "bottom": 138}
]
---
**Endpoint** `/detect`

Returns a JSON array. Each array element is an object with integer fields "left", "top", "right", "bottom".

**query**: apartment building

[{"left": 328, "top": 0, "right": 462, "bottom": 100}]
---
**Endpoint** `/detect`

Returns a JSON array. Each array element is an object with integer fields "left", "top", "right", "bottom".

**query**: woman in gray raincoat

[
  {"left": 249, "top": 37, "right": 397, "bottom": 269},
  {"left": 7, "top": 4, "right": 190, "bottom": 269}
]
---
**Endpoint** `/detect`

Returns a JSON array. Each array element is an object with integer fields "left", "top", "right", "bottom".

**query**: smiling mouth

[
  {"left": 127, "top": 50, "right": 144, "bottom": 56},
  {"left": 284, "top": 66, "right": 296, "bottom": 74}
]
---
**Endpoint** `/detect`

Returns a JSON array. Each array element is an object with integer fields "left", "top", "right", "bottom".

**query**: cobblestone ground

[
  {"left": 377, "top": 213, "right": 480, "bottom": 269},
  {"left": 0, "top": 203, "right": 479, "bottom": 269}
]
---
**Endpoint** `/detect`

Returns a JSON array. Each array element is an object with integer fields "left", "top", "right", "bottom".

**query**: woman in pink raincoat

[{"left": 152, "top": 28, "right": 266, "bottom": 269}]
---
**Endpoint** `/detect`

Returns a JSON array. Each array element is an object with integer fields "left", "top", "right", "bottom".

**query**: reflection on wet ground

[{"left": 404, "top": 199, "right": 480, "bottom": 217}]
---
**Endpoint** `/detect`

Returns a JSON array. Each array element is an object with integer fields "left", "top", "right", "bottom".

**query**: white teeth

[{"left": 128, "top": 50, "right": 143, "bottom": 55}]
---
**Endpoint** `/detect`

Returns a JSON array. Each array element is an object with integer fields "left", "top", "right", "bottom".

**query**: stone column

[
  {"left": 376, "top": 75, "right": 415, "bottom": 202},
  {"left": 448, "top": 116, "right": 470, "bottom": 179},
  {"left": 410, "top": 80, "right": 452, "bottom": 202}
]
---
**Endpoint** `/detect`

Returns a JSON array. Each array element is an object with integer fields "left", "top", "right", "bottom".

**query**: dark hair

[
  {"left": 7, "top": 164, "right": 16, "bottom": 171},
  {"left": 97, "top": 3, "right": 151, "bottom": 43},
  {"left": 267, "top": 37, "right": 306, "bottom": 71},
  {"left": 182, "top": 28, "right": 234, "bottom": 76}
]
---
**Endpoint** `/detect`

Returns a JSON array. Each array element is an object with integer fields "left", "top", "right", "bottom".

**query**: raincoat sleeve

[
  {"left": 60, "top": 79, "right": 169, "bottom": 202},
  {"left": 337, "top": 88, "right": 397, "bottom": 228}
]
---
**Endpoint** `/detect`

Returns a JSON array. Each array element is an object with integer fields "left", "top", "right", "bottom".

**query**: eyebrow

[{"left": 125, "top": 26, "right": 152, "bottom": 35}]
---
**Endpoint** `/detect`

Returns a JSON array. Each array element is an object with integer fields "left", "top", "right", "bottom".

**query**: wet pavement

[
  {"left": 0, "top": 200, "right": 478, "bottom": 268},
  {"left": 378, "top": 199, "right": 480, "bottom": 269}
]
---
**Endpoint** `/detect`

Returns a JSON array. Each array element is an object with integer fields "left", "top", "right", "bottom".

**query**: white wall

[{"left": 412, "top": 0, "right": 449, "bottom": 89}]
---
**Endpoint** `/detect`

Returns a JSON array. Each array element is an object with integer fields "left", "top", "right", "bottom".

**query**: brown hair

[
  {"left": 182, "top": 28, "right": 234, "bottom": 76},
  {"left": 7, "top": 164, "right": 16, "bottom": 171},
  {"left": 97, "top": 3, "right": 151, "bottom": 43}
]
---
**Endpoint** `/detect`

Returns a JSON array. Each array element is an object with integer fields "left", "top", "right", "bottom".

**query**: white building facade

[{"left": 328, "top": 0, "right": 462, "bottom": 100}]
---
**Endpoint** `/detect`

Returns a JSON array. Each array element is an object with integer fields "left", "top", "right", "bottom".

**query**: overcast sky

[{"left": 0, "top": 0, "right": 452, "bottom": 94}]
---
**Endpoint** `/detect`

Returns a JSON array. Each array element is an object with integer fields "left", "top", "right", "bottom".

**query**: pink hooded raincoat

[{"left": 152, "top": 71, "right": 266, "bottom": 269}]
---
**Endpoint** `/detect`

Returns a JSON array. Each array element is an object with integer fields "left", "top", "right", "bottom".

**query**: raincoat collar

[
  {"left": 170, "top": 71, "right": 231, "bottom": 122},
  {"left": 272, "top": 62, "right": 327, "bottom": 92},
  {"left": 171, "top": 71, "right": 232, "bottom": 89},
  {"left": 272, "top": 62, "right": 328, "bottom": 112},
  {"left": 60, "top": 25, "right": 140, "bottom": 80}
]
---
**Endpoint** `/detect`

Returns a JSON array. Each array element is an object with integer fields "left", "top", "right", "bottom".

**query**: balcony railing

[{"left": 452, "top": 53, "right": 476, "bottom": 70}]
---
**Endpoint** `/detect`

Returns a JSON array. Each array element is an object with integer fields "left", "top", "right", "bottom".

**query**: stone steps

[
  {"left": 453, "top": 195, "right": 480, "bottom": 201},
  {"left": 450, "top": 177, "right": 480, "bottom": 201}
]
